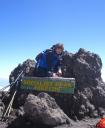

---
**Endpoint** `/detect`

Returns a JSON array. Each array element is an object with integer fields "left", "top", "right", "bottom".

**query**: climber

[
  {"left": 35, "top": 43, "right": 64, "bottom": 77},
  {"left": 96, "top": 117, "right": 105, "bottom": 128}
]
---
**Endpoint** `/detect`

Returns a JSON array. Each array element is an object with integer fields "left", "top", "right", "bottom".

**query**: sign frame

[{"left": 21, "top": 77, "right": 75, "bottom": 94}]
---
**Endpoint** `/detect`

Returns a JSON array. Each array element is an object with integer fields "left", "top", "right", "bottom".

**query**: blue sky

[{"left": 0, "top": 0, "right": 105, "bottom": 85}]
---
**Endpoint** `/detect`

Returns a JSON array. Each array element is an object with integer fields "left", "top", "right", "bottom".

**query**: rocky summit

[{"left": 0, "top": 48, "right": 105, "bottom": 128}]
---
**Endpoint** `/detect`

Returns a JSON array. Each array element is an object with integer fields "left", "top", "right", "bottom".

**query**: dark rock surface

[
  {"left": 54, "top": 118, "right": 99, "bottom": 128},
  {"left": 0, "top": 92, "right": 72, "bottom": 128},
  {"left": 61, "top": 48, "right": 105, "bottom": 119},
  {"left": 0, "top": 92, "right": 99, "bottom": 128},
  {"left": 24, "top": 93, "right": 71, "bottom": 126},
  {"left": 9, "top": 59, "right": 35, "bottom": 84},
  {"left": 0, "top": 121, "right": 8, "bottom": 128},
  {"left": 0, "top": 99, "right": 5, "bottom": 118}
]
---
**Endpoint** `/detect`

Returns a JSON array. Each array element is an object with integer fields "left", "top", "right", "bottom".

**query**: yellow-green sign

[{"left": 21, "top": 77, "right": 75, "bottom": 94}]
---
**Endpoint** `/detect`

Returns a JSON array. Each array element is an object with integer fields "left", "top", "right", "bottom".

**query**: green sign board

[{"left": 21, "top": 77, "right": 75, "bottom": 94}]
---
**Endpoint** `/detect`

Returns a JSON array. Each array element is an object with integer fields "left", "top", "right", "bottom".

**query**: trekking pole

[
  {"left": 1, "top": 82, "right": 15, "bottom": 101},
  {"left": 2, "top": 82, "right": 19, "bottom": 119},
  {"left": 7, "top": 90, "right": 17, "bottom": 117},
  {"left": 0, "top": 85, "right": 10, "bottom": 92},
  {"left": 1, "top": 70, "right": 24, "bottom": 91},
  {"left": 1, "top": 70, "right": 24, "bottom": 101},
  {"left": 0, "top": 70, "right": 23, "bottom": 92},
  {"left": 1, "top": 69, "right": 25, "bottom": 120},
  {"left": 14, "top": 70, "right": 24, "bottom": 83},
  {"left": 2, "top": 90, "right": 17, "bottom": 119}
]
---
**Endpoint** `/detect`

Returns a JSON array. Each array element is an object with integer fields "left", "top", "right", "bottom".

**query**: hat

[{"left": 53, "top": 43, "right": 64, "bottom": 50}]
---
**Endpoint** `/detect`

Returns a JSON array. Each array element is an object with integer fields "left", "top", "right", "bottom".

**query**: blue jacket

[{"left": 36, "top": 50, "right": 60, "bottom": 72}]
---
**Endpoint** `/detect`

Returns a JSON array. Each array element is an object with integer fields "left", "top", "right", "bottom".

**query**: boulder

[
  {"left": 73, "top": 48, "right": 102, "bottom": 87},
  {"left": 9, "top": 59, "right": 35, "bottom": 84},
  {"left": 24, "top": 93, "right": 71, "bottom": 126},
  {"left": 0, "top": 99, "right": 5, "bottom": 118}
]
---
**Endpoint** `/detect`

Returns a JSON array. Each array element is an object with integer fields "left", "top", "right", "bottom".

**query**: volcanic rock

[{"left": 24, "top": 93, "right": 71, "bottom": 126}]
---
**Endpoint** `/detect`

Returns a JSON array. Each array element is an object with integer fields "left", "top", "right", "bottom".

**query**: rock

[
  {"left": 0, "top": 100, "right": 5, "bottom": 118},
  {"left": 54, "top": 118, "right": 99, "bottom": 128},
  {"left": 61, "top": 51, "right": 74, "bottom": 77},
  {"left": 61, "top": 48, "right": 105, "bottom": 119},
  {"left": 9, "top": 48, "right": 105, "bottom": 120},
  {"left": 24, "top": 93, "right": 72, "bottom": 127},
  {"left": 9, "top": 59, "right": 35, "bottom": 84},
  {"left": 98, "top": 107, "right": 105, "bottom": 117},
  {"left": 2, "top": 47, "right": 105, "bottom": 128},
  {"left": 16, "top": 106, "right": 25, "bottom": 117},
  {"left": 0, "top": 121, "right": 8, "bottom": 128},
  {"left": 73, "top": 48, "right": 102, "bottom": 87}
]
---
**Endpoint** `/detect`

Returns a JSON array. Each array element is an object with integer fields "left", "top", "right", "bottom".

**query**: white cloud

[
  {"left": 0, "top": 76, "right": 9, "bottom": 79},
  {"left": 0, "top": 77, "right": 9, "bottom": 90},
  {"left": 0, "top": 73, "right": 9, "bottom": 79},
  {"left": 102, "top": 67, "right": 105, "bottom": 82}
]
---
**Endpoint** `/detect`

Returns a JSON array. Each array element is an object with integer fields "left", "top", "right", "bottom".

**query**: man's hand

[
  {"left": 52, "top": 72, "right": 62, "bottom": 77},
  {"left": 52, "top": 73, "right": 58, "bottom": 77},
  {"left": 56, "top": 71, "right": 62, "bottom": 77},
  {"left": 57, "top": 67, "right": 62, "bottom": 76}
]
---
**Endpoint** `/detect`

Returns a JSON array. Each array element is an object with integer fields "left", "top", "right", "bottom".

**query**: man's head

[{"left": 54, "top": 43, "right": 64, "bottom": 55}]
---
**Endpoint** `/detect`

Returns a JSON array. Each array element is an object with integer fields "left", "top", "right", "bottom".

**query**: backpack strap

[{"left": 45, "top": 50, "right": 53, "bottom": 70}]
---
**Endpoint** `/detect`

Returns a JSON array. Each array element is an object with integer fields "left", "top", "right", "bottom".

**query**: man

[{"left": 35, "top": 43, "right": 64, "bottom": 77}]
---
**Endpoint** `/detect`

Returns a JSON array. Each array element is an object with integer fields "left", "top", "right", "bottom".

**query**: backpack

[
  {"left": 35, "top": 49, "right": 53, "bottom": 62},
  {"left": 35, "top": 52, "right": 43, "bottom": 61},
  {"left": 96, "top": 118, "right": 105, "bottom": 128}
]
